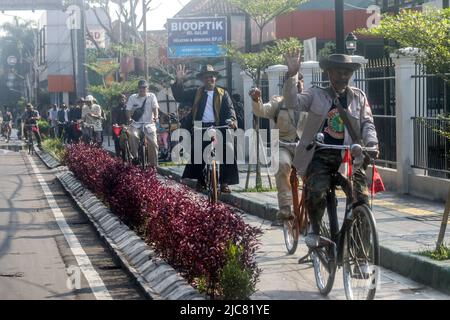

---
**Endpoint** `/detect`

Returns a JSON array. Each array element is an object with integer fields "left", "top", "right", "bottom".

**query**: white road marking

[{"left": 27, "top": 154, "right": 113, "bottom": 300}]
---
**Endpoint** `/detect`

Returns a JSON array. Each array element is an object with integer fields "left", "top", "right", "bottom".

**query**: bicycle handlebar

[
  {"left": 193, "top": 125, "right": 231, "bottom": 131},
  {"left": 306, "top": 133, "right": 378, "bottom": 155}
]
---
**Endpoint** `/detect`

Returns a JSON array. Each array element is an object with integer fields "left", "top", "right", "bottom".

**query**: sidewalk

[{"left": 102, "top": 138, "right": 450, "bottom": 297}]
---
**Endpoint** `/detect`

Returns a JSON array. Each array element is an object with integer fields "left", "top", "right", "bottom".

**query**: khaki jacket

[
  {"left": 283, "top": 75, "right": 378, "bottom": 178},
  {"left": 252, "top": 96, "right": 307, "bottom": 143}
]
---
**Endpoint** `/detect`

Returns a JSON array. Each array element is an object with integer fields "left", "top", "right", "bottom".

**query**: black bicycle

[
  {"left": 131, "top": 121, "right": 156, "bottom": 170},
  {"left": 194, "top": 124, "right": 231, "bottom": 204},
  {"left": 302, "top": 133, "right": 380, "bottom": 300},
  {"left": 25, "top": 124, "right": 38, "bottom": 155}
]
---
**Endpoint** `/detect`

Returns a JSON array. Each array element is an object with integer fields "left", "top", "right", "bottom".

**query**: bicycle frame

[{"left": 194, "top": 124, "right": 231, "bottom": 203}]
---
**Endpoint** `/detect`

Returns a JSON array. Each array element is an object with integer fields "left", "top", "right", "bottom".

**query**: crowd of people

[{"left": 0, "top": 51, "right": 379, "bottom": 249}]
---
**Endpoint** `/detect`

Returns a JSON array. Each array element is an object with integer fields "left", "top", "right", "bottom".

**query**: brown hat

[
  {"left": 196, "top": 65, "right": 219, "bottom": 79},
  {"left": 319, "top": 54, "right": 361, "bottom": 71}
]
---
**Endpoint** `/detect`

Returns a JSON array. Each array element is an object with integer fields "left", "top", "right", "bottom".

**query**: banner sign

[{"left": 167, "top": 17, "right": 227, "bottom": 58}]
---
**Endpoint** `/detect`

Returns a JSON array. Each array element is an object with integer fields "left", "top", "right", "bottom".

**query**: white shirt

[
  {"left": 82, "top": 104, "right": 103, "bottom": 132},
  {"left": 126, "top": 92, "right": 159, "bottom": 129},
  {"left": 202, "top": 90, "right": 215, "bottom": 123}
]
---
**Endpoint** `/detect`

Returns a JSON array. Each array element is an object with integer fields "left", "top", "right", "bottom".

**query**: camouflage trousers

[{"left": 305, "top": 149, "right": 369, "bottom": 234}]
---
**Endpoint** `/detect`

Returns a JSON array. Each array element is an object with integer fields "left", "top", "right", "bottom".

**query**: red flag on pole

[{"left": 371, "top": 165, "right": 385, "bottom": 195}]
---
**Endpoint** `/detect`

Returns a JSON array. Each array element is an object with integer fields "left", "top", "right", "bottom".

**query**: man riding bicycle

[
  {"left": 249, "top": 76, "right": 306, "bottom": 225},
  {"left": 283, "top": 49, "right": 379, "bottom": 248},
  {"left": 126, "top": 79, "right": 160, "bottom": 167},
  {"left": 21, "top": 103, "right": 42, "bottom": 148}
]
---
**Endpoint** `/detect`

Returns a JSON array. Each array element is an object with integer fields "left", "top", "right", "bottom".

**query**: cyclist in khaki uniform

[{"left": 249, "top": 78, "right": 306, "bottom": 223}]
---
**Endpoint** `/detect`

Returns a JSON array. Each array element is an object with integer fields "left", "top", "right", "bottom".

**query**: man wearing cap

[
  {"left": 171, "top": 64, "right": 239, "bottom": 193},
  {"left": 283, "top": 49, "right": 378, "bottom": 248},
  {"left": 82, "top": 95, "right": 103, "bottom": 145},
  {"left": 125, "top": 79, "right": 160, "bottom": 166}
]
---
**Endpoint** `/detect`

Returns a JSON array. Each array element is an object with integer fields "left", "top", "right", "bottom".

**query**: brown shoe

[{"left": 220, "top": 184, "right": 231, "bottom": 193}]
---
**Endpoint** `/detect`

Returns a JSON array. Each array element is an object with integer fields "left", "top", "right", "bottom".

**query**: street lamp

[{"left": 345, "top": 32, "right": 357, "bottom": 55}]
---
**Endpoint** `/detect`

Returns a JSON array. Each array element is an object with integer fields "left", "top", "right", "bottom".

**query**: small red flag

[
  {"left": 371, "top": 165, "right": 385, "bottom": 195},
  {"left": 342, "top": 149, "right": 352, "bottom": 178}
]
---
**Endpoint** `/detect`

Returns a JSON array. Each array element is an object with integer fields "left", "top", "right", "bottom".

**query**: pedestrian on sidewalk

[
  {"left": 249, "top": 74, "right": 307, "bottom": 224},
  {"left": 48, "top": 104, "right": 58, "bottom": 138},
  {"left": 57, "top": 104, "right": 69, "bottom": 142},
  {"left": 171, "top": 64, "right": 239, "bottom": 193},
  {"left": 283, "top": 50, "right": 379, "bottom": 248}
]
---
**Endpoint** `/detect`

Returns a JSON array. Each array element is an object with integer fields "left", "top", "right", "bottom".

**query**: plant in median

[
  {"left": 418, "top": 244, "right": 450, "bottom": 261},
  {"left": 219, "top": 241, "right": 259, "bottom": 300},
  {"left": 42, "top": 138, "right": 66, "bottom": 162},
  {"left": 65, "top": 144, "right": 262, "bottom": 299}
]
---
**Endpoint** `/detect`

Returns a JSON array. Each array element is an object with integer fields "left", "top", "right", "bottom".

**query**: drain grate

[
  {"left": 0, "top": 272, "right": 24, "bottom": 278},
  {"left": 406, "top": 214, "right": 442, "bottom": 222},
  {"left": 98, "top": 265, "right": 121, "bottom": 270},
  {"left": 399, "top": 287, "right": 426, "bottom": 294}
]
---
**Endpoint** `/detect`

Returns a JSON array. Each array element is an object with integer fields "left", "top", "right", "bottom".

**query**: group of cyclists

[{"left": 1, "top": 50, "right": 380, "bottom": 259}]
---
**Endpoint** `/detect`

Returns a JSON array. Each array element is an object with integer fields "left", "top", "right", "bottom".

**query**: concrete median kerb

[
  {"left": 35, "top": 146, "right": 61, "bottom": 169},
  {"left": 55, "top": 170, "right": 205, "bottom": 300}
]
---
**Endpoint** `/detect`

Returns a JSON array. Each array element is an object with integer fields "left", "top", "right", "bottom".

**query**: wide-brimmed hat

[
  {"left": 319, "top": 54, "right": 361, "bottom": 71},
  {"left": 196, "top": 65, "right": 219, "bottom": 79}
]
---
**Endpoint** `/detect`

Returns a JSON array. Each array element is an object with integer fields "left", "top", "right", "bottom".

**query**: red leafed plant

[{"left": 64, "top": 143, "right": 261, "bottom": 298}]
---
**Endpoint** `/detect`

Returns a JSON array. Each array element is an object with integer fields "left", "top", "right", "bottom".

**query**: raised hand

[
  {"left": 284, "top": 48, "right": 301, "bottom": 77},
  {"left": 176, "top": 64, "right": 187, "bottom": 82},
  {"left": 248, "top": 87, "right": 261, "bottom": 102}
]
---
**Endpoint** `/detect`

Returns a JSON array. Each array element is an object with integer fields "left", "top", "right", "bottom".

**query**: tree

[
  {"left": 228, "top": 0, "right": 308, "bottom": 86},
  {"left": 357, "top": 8, "right": 450, "bottom": 77},
  {"left": 227, "top": 0, "right": 307, "bottom": 189},
  {"left": 0, "top": 18, "right": 37, "bottom": 109}
]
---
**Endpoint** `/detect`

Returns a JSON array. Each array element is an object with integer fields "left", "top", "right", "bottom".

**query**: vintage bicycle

[
  {"left": 302, "top": 133, "right": 380, "bottom": 300},
  {"left": 194, "top": 122, "right": 232, "bottom": 204}
]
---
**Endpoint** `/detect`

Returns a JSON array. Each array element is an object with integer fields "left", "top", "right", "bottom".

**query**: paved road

[
  {"left": 1, "top": 135, "right": 448, "bottom": 300},
  {"left": 0, "top": 139, "right": 144, "bottom": 300}
]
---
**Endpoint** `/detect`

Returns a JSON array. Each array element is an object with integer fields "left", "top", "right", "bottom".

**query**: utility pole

[
  {"left": 77, "top": 0, "right": 88, "bottom": 98},
  {"left": 143, "top": 0, "right": 148, "bottom": 80},
  {"left": 335, "top": 0, "right": 345, "bottom": 54}
]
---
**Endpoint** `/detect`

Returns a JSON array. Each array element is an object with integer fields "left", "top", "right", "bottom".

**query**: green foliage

[
  {"left": 419, "top": 244, "right": 450, "bottom": 261},
  {"left": 42, "top": 138, "right": 66, "bottom": 162},
  {"left": 37, "top": 119, "right": 50, "bottom": 136},
  {"left": 357, "top": 8, "right": 450, "bottom": 77},
  {"left": 240, "top": 186, "right": 277, "bottom": 193},
  {"left": 228, "top": 0, "right": 308, "bottom": 30},
  {"left": 318, "top": 41, "right": 336, "bottom": 60},
  {"left": 219, "top": 242, "right": 258, "bottom": 300},
  {"left": 225, "top": 38, "right": 301, "bottom": 83}
]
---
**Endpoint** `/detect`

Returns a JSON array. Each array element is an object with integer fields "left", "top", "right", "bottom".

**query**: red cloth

[
  {"left": 342, "top": 148, "right": 352, "bottom": 178},
  {"left": 371, "top": 165, "right": 385, "bottom": 195}
]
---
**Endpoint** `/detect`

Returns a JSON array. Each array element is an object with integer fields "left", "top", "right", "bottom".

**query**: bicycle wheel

[
  {"left": 311, "top": 209, "right": 337, "bottom": 296},
  {"left": 209, "top": 160, "right": 218, "bottom": 204},
  {"left": 123, "top": 140, "right": 132, "bottom": 163},
  {"left": 140, "top": 143, "right": 147, "bottom": 170},
  {"left": 342, "top": 204, "right": 380, "bottom": 300},
  {"left": 28, "top": 134, "right": 33, "bottom": 155},
  {"left": 283, "top": 217, "right": 299, "bottom": 255}
]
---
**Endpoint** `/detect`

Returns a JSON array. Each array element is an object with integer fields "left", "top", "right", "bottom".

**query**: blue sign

[{"left": 167, "top": 17, "right": 227, "bottom": 58}]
